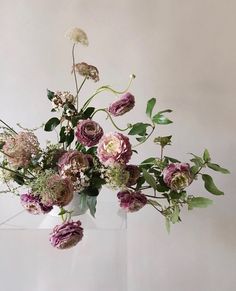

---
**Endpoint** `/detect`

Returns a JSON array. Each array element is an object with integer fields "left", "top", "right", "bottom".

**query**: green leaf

[
  {"left": 207, "top": 163, "right": 230, "bottom": 174},
  {"left": 59, "top": 127, "right": 66, "bottom": 143},
  {"left": 136, "top": 136, "right": 146, "bottom": 142},
  {"left": 164, "top": 156, "right": 181, "bottom": 163},
  {"left": 190, "top": 154, "right": 204, "bottom": 167},
  {"left": 47, "top": 89, "right": 54, "bottom": 101},
  {"left": 171, "top": 206, "right": 180, "bottom": 224},
  {"left": 87, "top": 196, "right": 97, "bottom": 217},
  {"left": 202, "top": 174, "right": 224, "bottom": 195},
  {"left": 142, "top": 169, "right": 157, "bottom": 189},
  {"left": 188, "top": 197, "right": 213, "bottom": 209},
  {"left": 82, "top": 187, "right": 100, "bottom": 197},
  {"left": 13, "top": 174, "right": 24, "bottom": 185},
  {"left": 146, "top": 98, "right": 156, "bottom": 118},
  {"left": 169, "top": 191, "right": 182, "bottom": 199},
  {"left": 152, "top": 110, "right": 173, "bottom": 125},
  {"left": 154, "top": 136, "right": 172, "bottom": 147},
  {"left": 190, "top": 165, "right": 199, "bottom": 175},
  {"left": 82, "top": 107, "right": 95, "bottom": 119},
  {"left": 44, "top": 117, "right": 60, "bottom": 132},
  {"left": 128, "top": 123, "right": 150, "bottom": 136},
  {"left": 165, "top": 218, "right": 171, "bottom": 234},
  {"left": 65, "top": 130, "right": 74, "bottom": 148},
  {"left": 203, "top": 149, "right": 211, "bottom": 162}
]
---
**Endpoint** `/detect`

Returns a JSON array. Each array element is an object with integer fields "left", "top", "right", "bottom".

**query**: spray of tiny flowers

[{"left": 0, "top": 27, "right": 230, "bottom": 249}]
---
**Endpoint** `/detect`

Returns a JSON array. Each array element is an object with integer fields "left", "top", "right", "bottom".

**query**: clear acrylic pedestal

[{"left": 0, "top": 194, "right": 127, "bottom": 291}]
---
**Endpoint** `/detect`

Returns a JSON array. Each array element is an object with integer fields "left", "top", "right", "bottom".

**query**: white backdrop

[{"left": 0, "top": 1, "right": 236, "bottom": 290}]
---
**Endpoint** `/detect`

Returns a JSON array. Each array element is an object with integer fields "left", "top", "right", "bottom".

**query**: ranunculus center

[{"left": 105, "top": 139, "right": 120, "bottom": 154}]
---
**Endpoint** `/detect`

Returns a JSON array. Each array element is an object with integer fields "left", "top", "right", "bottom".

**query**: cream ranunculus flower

[{"left": 65, "top": 27, "right": 89, "bottom": 46}]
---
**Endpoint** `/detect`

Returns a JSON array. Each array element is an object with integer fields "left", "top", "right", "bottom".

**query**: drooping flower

[
  {"left": 97, "top": 132, "right": 132, "bottom": 166},
  {"left": 3, "top": 132, "right": 40, "bottom": 168},
  {"left": 74, "top": 62, "right": 99, "bottom": 82},
  {"left": 20, "top": 193, "right": 53, "bottom": 215},
  {"left": 104, "top": 164, "right": 129, "bottom": 189},
  {"left": 51, "top": 91, "right": 75, "bottom": 110},
  {"left": 125, "top": 165, "right": 140, "bottom": 186},
  {"left": 65, "top": 27, "right": 89, "bottom": 46},
  {"left": 76, "top": 119, "right": 103, "bottom": 147},
  {"left": 162, "top": 163, "right": 193, "bottom": 191},
  {"left": 49, "top": 220, "right": 84, "bottom": 249},
  {"left": 117, "top": 190, "right": 147, "bottom": 212},
  {"left": 108, "top": 93, "right": 135, "bottom": 117}
]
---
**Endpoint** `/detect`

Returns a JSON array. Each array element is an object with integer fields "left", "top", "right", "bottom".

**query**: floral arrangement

[{"left": 0, "top": 27, "right": 230, "bottom": 250}]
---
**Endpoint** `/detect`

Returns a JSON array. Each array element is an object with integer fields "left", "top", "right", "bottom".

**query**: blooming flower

[
  {"left": 74, "top": 62, "right": 99, "bottom": 82},
  {"left": 49, "top": 220, "right": 83, "bottom": 249},
  {"left": 65, "top": 27, "right": 88, "bottom": 46},
  {"left": 31, "top": 171, "right": 74, "bottom": 207},
  {"left": 117, "top": 190, "right": 147, "bottom": 212},
  {"left": 125, "top": 165, "right": 140, "bottom": 186},
  {"left": 97, "top": 132, "right": 132, "bottom": 166},
  {"left": 108, "top": 92, "right": 135, "bottom": 117},
  {"left": 20, "top": 193, "right": 52, "bottom": 215},
  {"left": 76, "top": 119, "right": 103, "bottom": 147},
  {"left": 3, "top": 131, "right": 40, "bottom": 168},
  {"left": 162, "top": 163, "right": 193, "bottom": 191}
]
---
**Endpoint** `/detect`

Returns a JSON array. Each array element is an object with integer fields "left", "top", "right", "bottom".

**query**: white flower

[{"left": 65, "top": 27, "right": 89, "bottom": 46}]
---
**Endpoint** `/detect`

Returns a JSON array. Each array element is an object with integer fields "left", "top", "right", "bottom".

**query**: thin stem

[
  {"left": 148, "top": 199, "right": 163, "bottom": 214},
  {"left": 160, "top": 146, "right": 164, "bottom": 161},
  {"left": 81, "top": 74, "right": 135, "bottom": 111},
  {"left": 0, "top": 119, "right": 17, "bottom": 134},
  {"left": 77, "top": 77, "right": 87, "bottom": 98},
  {"left": 0, "top": 165, "right": 31, "bottom": 180},
  {"left": 72, "top": 44, "right": 79, "bottom": 110},
  {"left": 91, "top": 108, "right": 130, "bottom": 131},
  {"left": 144, "top": 194, "right": 166, "bottom": 199}
]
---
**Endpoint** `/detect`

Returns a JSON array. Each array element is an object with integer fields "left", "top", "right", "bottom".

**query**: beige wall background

[{"left": 0, "top": 0, "right": 235, "bottom": 290}]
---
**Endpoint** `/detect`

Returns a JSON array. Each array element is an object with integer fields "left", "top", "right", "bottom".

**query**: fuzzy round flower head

[
  {"left": 32, "top": 172, "right": 74, "bottom": 207},
  {"left": 76, "top": 119, "right": 103, "bottom": 147},
  {"left": 104, "top": 164, "right": 130, "bottom": 189},
  {"left": 117, "top": 190, "right": 147, "bottom": 212},
  {"left": 162, "top": 163, "right": 193, "bottom": 191},
  {"left": 108, "top": 92, "right": 135, "bottom": 117},
  {"left": 20, "top": 193, "right": 53, "bottom": 215},
  {"left": 97, "top": 132, "right": 132, "bottom": 166},
  {"left": 125, "top": 165, "right": 140, "bottom": 186},
  {"left": 74, "top": 62, "right": 99, "bottom": 82},
  {"left": 49, "top": 220, "right": 83, "bottom": 250},
  {"left": 65, "top": 27, "right": 88, "bottom": 46},
  {"left": 3, "top": 131, "right": 40, "bottom": 168}
]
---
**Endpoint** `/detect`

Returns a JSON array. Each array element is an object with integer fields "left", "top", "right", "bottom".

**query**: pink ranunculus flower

[
  {"left": 117, "top": 190, "right": 147, "bottom": 212},
  {"left": 41, "top": 174, "right": 74, "bottom": 207},
  {"left": 49, "top": 220, "right": 84, "bottom": 249},
  {"left": 97, "top": 132, "right": 132, "bottom": 166},
  {"left": 108, "top": 92, "right": 135, "bottom": 116},
  {"left": 162, "top": 163, "right": 193, "bottom": 191},
  {"left": 20, "top": 193, "right": 53, "bottom": 215},
  {"left": 76, "top": 119, "right": 103, "bottom": 147}
]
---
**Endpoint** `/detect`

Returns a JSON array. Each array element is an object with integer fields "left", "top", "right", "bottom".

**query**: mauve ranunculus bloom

[
  {"left": 58, "top": 150, "right": 89, "bottom": 173},
  {"left": 76, "top": 119, "right": 104, "bottom": 147},
  {"left": 125, "top": 165, "right": 140, "bottom": 186},
  {"left": 41, "top": 174, "right": 74, "bottom": 207},
  {"left": 49, "top": 220, "right": 83, "bottom": 249},
  {"left": 117, "top": 190, "right": 147, "bottom": 212},
  {"left": 162, "top": 163, "right": 193, "bottom": 191},
  {"left": 20, "top": 193, "right": 52, "bottom": 215},
  {"left": 108, "top": 92, "right": 135, "bottom": 116},
  {"left": 97, "top": 132, "right": 132, "bottom": 166}
]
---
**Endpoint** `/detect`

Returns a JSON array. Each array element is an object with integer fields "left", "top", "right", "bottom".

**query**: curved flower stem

[
  {"left": 0, "top": 119, "right": 17, "bottom": 134},
  {"left": 81, "top": 74, "right": 135, "bottom": 111},
  {"left": 0, "top": 165, "right": 32, "bottom": 180},
  {"left": 77, "top": 77, "right": 87, "bottom": 98},
  {"left": 144, "top": 194, "right": 166, "bottom": 199},
  {"left": 91, "top": 108, "right": 131, "bottom": 132},
  {"left": 72, "top": 44, "right": 79, "bottom": 110},
  {"left": 148, "top": 199, "right": 163, "bottom": 214},
  {"left": 132, "top": 124, "right": 155, "bottom": 148}
]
